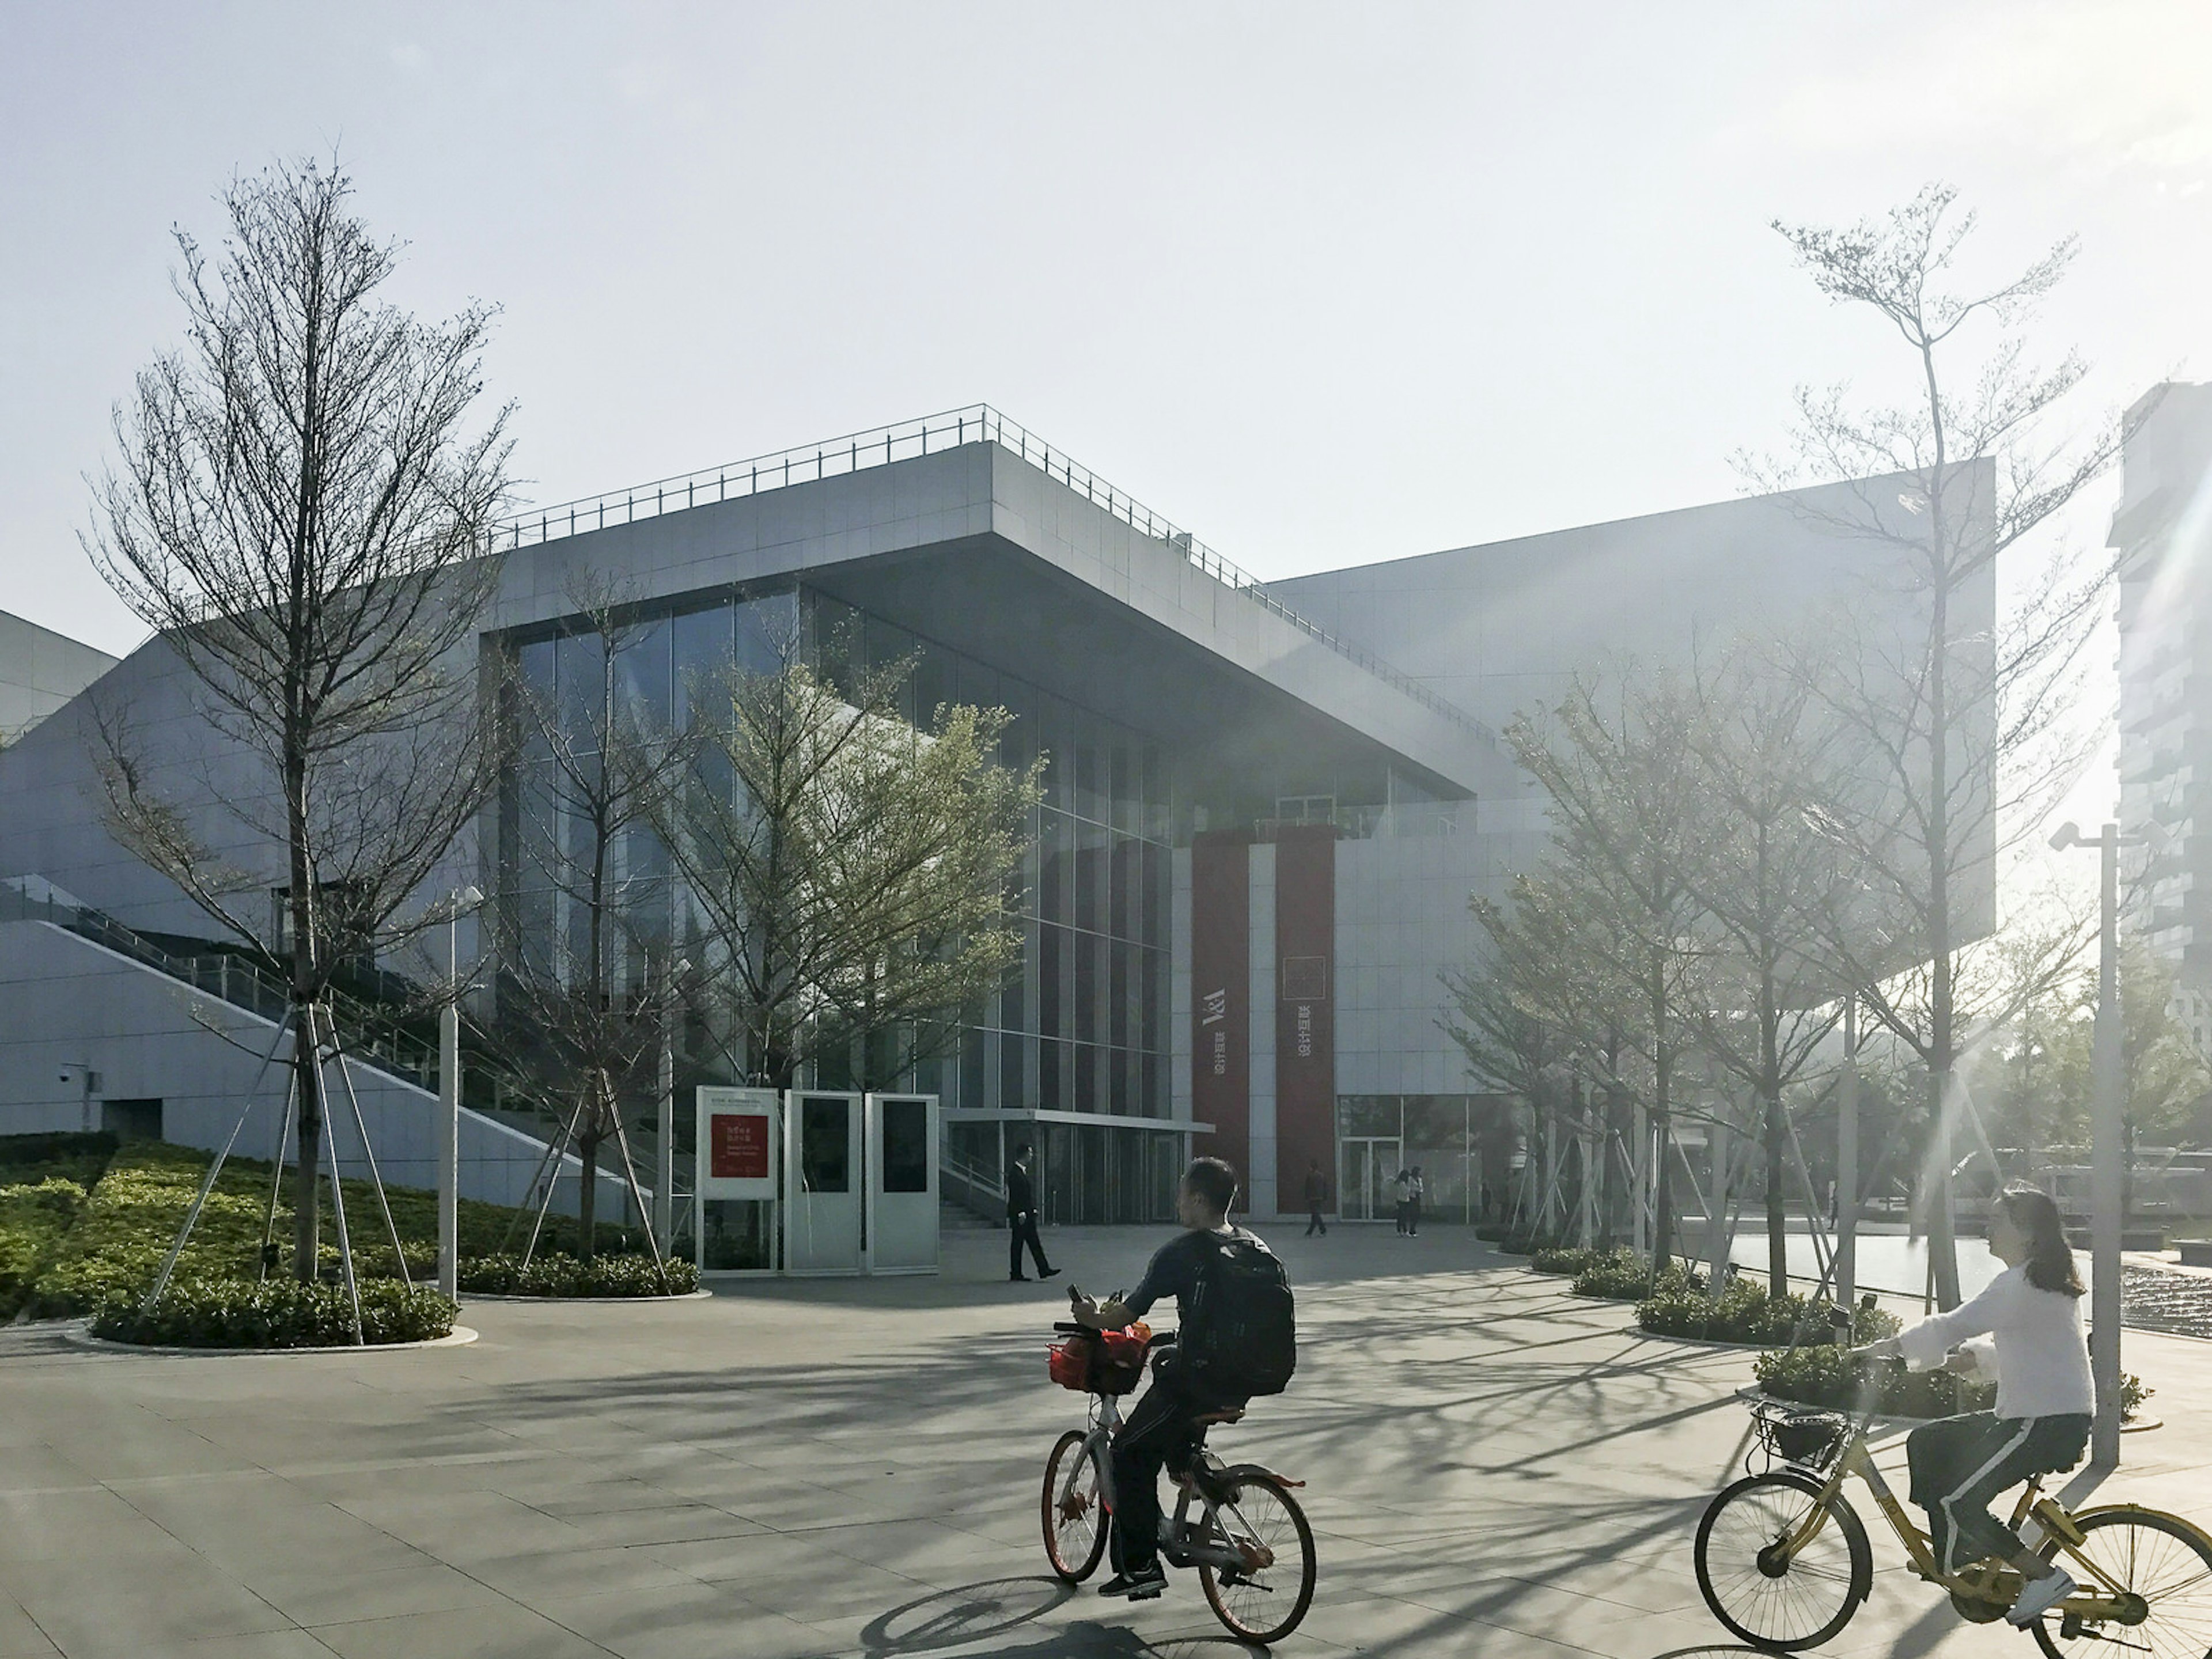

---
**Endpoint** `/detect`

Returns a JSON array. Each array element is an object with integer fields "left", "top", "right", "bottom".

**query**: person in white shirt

[{"left": 1852, "top": 1185, "right": 2093, "bottom": 1628}]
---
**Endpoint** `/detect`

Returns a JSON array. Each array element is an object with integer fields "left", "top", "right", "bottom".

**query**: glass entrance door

[{"left": 1338, "top": 1138, "right": 1403, "bottom": 1222}]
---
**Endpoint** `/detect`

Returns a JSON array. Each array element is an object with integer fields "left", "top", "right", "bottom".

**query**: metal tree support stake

[{"left": 143, "top": 1009, "right": 294, "bottom": 1312}]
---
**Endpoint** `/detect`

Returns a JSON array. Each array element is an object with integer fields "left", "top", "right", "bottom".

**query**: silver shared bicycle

[{"left": 1041, "top": 1321, "right": 1318, "bottom": 1644}]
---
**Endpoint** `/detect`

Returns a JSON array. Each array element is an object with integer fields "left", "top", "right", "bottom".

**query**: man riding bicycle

[{"left": 1069, "top": 1156, "right": 1294, "bottom": 1601}]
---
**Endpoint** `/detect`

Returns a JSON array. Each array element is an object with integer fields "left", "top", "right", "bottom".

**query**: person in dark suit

[
  {"left": 1007, "top": 1143, "right": 1058, "bottom": 1282},
  {"left": 1303, "top": 1158, "right": 1330, "bottom": 1236}
]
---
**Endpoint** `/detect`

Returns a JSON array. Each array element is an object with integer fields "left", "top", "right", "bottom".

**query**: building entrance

[{"left": 1338, "top": 1137, "right": 1402, "bottom": 1222}]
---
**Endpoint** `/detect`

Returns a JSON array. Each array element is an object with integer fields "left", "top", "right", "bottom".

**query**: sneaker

[
  {"left": 1099, "top": 1564, "right": 1166, "bottom": 1600},
  {"left": 2008, "top": 1568, "right": 2076, "bottom": 1627}
]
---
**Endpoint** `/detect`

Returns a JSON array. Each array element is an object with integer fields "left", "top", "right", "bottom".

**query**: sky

[{"left": 4, "top": 0, "right": 2208, "bottom": 842}]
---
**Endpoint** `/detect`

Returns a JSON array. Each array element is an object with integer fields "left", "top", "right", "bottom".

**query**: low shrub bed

[
  {"left": 89, "top": 1277, "right": 457, "bottom": 1349},
  {"left": 459, "top": 1253, "right": 699, "bottom": 1297},
  {"left": 24, "top": 1141, "right": 667, "bottom": 1326},
  {"left": 1473, "top": 1222, "right": 1513, "bottom": 1242},
  {"left": 1638, "top": 1283, "right": 1903, "bottom": 1346},
  {"left": 1573, "top": 1248, "right": 1695, "bottom": 1301},
  {"left": 1529, "top": 1245, "right": 1607, "bottom": 1275},
  {"left": 0, "top": 1177, "right": 90, "bottom": 1320},
  {"left": 0, "top": 1130, "right": 119, "bottom": 1191}
]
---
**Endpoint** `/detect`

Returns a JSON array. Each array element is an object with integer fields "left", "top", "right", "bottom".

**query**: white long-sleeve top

[{"left": 1895, "top": 1262, "right": 2094, "bottom": 1421}]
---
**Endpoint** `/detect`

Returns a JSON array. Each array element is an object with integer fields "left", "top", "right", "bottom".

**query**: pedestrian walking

[
  {"left": 1302, "top": 1158, "right": 1329, "bottom": 1236},
  {"left": 1393, "top": 1166, "right": 1413, "bottom": 1234},
  {"left": 1407, "top": 1166, "right": 1425, "bottom": 1236},
  {"left": 1006, "top": 1143, "right": 1058, "bottom": 1282}
]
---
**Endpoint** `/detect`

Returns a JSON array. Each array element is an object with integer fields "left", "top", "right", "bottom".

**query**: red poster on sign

[{"left": 710, "top": 1112, "right": 770, "bottom": 1180}]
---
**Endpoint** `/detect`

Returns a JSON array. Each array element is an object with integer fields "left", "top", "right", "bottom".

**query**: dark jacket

[
  {"left": 1006, "top": 1162, "right": 1036, "bottom": 1217},
  {"left": 1303, "top": 1169, "right": 1328, "bottom": 1207}
]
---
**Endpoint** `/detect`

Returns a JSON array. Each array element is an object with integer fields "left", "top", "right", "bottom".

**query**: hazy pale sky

[{"left": 5, "top": 0, "right": 2208, "bottom": 724}]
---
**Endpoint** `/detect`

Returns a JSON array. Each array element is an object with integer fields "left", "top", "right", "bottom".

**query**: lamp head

[{"left": 2049, "top": 821, "right": 2082, "bottom": 852}]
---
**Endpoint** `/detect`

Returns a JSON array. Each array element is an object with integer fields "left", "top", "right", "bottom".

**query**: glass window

[
  {"left": 1074, "top": 819, "right": 1105, "bottom": 934},
  {"left": 672, "top": 600, "right": 734, "bottom": 729},
  {"left": 812, "top": 594, "right": 863, "bottom": 699},
  {"left": 1001, "top": 1027, "right": 1029, "bottom": 1110},
  {"left": 1037, "top": 923, "right": 1063, "bottom": 1038},
  {"left": 555, "top": 630, "right": 605, "bottom": 749},
  {"left": 612, "top": 616, "right": 671, "bottom": 729},
  {"left": 1039, "top": 809, "right": 1071, "bottom": 926},
  {"left": 1073, "top": 930, "right": 1098, "bottom": 1046},
  {"left": 882, "top": 1099, "right": 929, "bottom": 1193},
  {"left": 735, "top": 589, "right": 797, "bottom": 676}
]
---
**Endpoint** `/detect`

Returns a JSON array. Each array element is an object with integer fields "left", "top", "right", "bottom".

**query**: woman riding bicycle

[{"left": 1852, "top": 1184, "right": 2093, "bottom": 1628}]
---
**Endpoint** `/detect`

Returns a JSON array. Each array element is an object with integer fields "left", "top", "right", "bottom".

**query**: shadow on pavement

[{"left": 858, "top": 1578, "right": 1260, "bottom": 1657}]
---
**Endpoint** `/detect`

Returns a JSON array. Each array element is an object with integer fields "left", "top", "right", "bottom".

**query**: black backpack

[{"left": 1180, "top": 1230, "right": 1297, "bottom": 1397}]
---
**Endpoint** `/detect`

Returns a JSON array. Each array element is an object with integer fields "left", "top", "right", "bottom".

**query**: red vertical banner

[
  {"left": 1190, "top": 831, "right": 1250, "bottom": 1195},
  {"left": 1274, "top": 825, "right": 1336, "bottom": 1213}
]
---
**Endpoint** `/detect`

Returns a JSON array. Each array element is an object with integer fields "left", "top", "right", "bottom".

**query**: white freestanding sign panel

[
  {"left": 865, "top": 1093, "right": 940, "bottom": 1275},
  {"left": 783, "top": 1091, "right": 864, "bottom": 1275}
]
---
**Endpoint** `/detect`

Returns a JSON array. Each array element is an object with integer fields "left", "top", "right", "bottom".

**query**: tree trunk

[
  {"left": 291, "top": 999, "right": 324, "bottom": 1281},
  {"left": 1765, "top": 1086, "right": 1788, "bottom": 1301},
  {"left": 575, "top": 1117, "right": 601, "bottom": 1265}
]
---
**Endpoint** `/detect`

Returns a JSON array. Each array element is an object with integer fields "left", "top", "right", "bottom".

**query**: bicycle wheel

[
  {"left": 1695, "top": 1471, "right": 1872, "bottom": 1652},
  {"left": 2031, "top": 1506, "right": 2212, "bottom": 1659},
  {"left": 1199, "top": 1472, "right": 1317, "bottom": 1645},
  {"left": 1041, "top": 1429, "right": 1109, "bottom": 1583}
]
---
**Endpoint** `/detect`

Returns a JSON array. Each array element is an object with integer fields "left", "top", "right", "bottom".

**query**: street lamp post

[
  {"left": 438, "top": 885, "right": 485, "bottom": 1302},
  {"left": 2050, "top": 821, "right": 2125, "bottom": 1465}
]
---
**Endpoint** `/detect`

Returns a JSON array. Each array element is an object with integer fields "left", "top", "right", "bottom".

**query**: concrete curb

[
  {"left": 63, "top": 1323, "right": 480, "bottom": 1357},
  {"left": 462, "top": 1289, "right": 712, "bottom": 1304}
]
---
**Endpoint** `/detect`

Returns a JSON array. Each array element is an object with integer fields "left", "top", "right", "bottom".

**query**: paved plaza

[{"left": 1, "top": 1226, "right": 2206, "bottom": 1658}]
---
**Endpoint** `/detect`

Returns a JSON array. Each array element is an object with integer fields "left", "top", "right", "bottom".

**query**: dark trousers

[
  {"left": 1109, "top": 1370, "right": 1238, "bottom": 1575},
  {"left": 1395, "top": 1199, "right": 1409, "bottom": 1234},
  {"left": 1407, "top": 1196, "right": 1421, "bottom": 1235},
  {"left": 1009, "top": 1210, "right": 1051, "bottom": 1278},
  {"left": 1906, "top": 1411, "right": 2090, "bottom": 1575},
  {"left": 1305, "top": 1203, "right": 1327, "bottom": 1236}
]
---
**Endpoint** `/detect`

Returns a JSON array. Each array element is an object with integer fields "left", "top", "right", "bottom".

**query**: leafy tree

[
  {"left": 86, "top": 158, "right": 510, "bottom": 1281},
  {"left": 661, "top": 628, "right": 1041, "bottom": 1094}
]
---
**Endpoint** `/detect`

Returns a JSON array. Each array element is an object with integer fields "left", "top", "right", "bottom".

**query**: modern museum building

[{"left": 0, "top": 407, "right": 1975, "bottom": 1231}]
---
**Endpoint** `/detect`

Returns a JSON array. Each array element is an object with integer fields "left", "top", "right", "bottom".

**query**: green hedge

[
  {"left": 0, "top": 1178, "right": 89, "bottom": 1320},
  {"left": 1473, "top": 1223, "right": 1512, "bottom": 1241},
  {"left": 1529, "top": 1245, "right": 1608, "bottom": 1275},
  {"left": 459, "top": 1253, "right": 699, "bottom": 1297},
  {"left": 90, "top": 1277, "right": 457, "bottom": 1349},
  {"left": 1638, "top": 1283, "right": 1903, "bottom": 1346},
  {"left": 1573, "top": 1248, "right": 1694, "bottom": 1301}
]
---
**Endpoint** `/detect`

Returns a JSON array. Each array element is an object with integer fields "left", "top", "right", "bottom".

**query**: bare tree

[
  {"left": 1749, "top": 184, "right": 2127, "bottom": 1305},
  {"left": 1676, "top": 649, "right": 1855, "bottom": 1298},
  {"left": 489, "top": 581, "right": 693, "bottom": 1267},
  {"left": 1505, "top": 683, "right": 1705, "bottom": 1277},
  {"left": 85, "top": 158, "right": 511, "bottom": 1280},
  {"left": 662, "top": 626, "right": 1041, "bottom": 1095}
]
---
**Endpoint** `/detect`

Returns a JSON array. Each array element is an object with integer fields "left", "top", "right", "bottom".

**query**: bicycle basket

[
  {"left": 1047, "top": 1323, "right": 1151, "bottom": 1395},
  {"left": 1758, "top": 1403, "right": 1847, "bottom": 1471}
]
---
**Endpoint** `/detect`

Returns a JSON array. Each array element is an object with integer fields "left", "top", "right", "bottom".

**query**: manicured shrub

[
  {"left": 458, "top": 1252, "right": 699, "bottom": 1297},
  {"left": 1573, "top": 1248, "right": 1694, "bottom": 1301},
  {"left": 1753, "top": 1341, "right": 1994, "bottom": 1418},
  {"left": 26, "top": 1139, "right": 657, "bottom": 1319},
  {"left": 1473, "top": 1223, "right": 1512, "bottom": 1242},
  {"left": 0, "top": 1177, "right": 90, "bottom": 1319},
  {"left": 1638, "top": 1285, "right": 1902, "bottom": 1346},
  {"left": 1529, "top": 1245, "right": 1605, "bottom": 1275},
  {"left": 89, "top": 1277, "right": 457, "bottom": 1348}
]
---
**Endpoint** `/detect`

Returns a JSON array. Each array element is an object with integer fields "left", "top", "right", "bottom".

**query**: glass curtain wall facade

[{"left": 497, "top": 582, "right": 1181, "bottom": 1224}]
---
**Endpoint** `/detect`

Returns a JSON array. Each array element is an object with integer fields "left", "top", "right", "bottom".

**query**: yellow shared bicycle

[{"left": 1695, "top": 1395, "right": 2212, "bottom": 1655}]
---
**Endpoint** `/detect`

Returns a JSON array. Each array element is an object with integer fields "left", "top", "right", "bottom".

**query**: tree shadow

[{"left": 856, "top": 1578, "right": 1260, "bottom": 1657}]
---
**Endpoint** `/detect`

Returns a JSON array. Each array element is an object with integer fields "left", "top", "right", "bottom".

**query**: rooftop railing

[{"left": 491, "top": 405, "right": 1496, "bottom": 744}]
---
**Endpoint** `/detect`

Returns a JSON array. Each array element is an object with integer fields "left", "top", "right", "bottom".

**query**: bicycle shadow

[{"left": 857, "top": 1577, "right": 1264, "bottom": 1657}]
